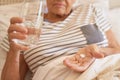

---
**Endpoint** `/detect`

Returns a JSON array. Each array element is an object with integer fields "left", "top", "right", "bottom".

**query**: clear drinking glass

[{"left": 15, "top": 0, "right": 44, "bottom": 47}]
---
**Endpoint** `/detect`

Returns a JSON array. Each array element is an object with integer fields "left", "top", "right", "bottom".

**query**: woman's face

[{"left": 46, "top": 0, "right": 76, "bottom": 16}]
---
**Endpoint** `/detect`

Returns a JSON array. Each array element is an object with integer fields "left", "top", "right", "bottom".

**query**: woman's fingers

[
  {"left": 8, "top": 32, "right": 29, "bottom": 51},
  {"left": 10, "top": 17, "right": 23, "bottom": 24},
  {"left": 85, "top": 44, "right": 104, "bottom": 58},
  {"left": 89, "top": 44, "right": 104, "bottom": 58},
  {"left": 8, "top": 17, "right": 29, "bottom": 52},
  {"left": 8, "top": 24, "right": 27, "bottom": 34},
  {"left": 92, "top": 51, "right": 104, "bottom": 58},
  {"left": 8, "top": 32, "right": 27, "bottom": 41},
  {"left": 8, "top": 24, "right": 28, "bottom": 42}
]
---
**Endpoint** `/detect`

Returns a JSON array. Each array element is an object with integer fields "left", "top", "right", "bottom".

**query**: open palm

[{"left": 63, "top": 49, "right": 95, "bottom": 72}]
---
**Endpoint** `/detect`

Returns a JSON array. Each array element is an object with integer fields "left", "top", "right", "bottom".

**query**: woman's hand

[
  {"left": 8, "top": 17, "right": 29, "bottom": 53},
  {"left": 1, "top": 17, "right": 30, "bottom": 80},
  {"left": 63, "top": 44, "right": 105, "bottom": 72}
]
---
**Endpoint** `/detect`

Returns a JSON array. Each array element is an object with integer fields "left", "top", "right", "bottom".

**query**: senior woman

[{"left": 1, "top": 0, "right": 120, "bottom": 80}]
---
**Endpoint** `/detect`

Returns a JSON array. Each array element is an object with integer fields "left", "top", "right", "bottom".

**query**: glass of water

[{"left": 16, "top": 0, "right": 44, "bottom": 47}]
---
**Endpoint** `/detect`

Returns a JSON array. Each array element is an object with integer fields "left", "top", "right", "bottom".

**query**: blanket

[{"left": 33, "top": 54, "right": 120, "bottom": 80}]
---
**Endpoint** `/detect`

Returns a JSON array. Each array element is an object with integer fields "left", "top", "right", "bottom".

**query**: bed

[{"left": 0, "top": 0, "right": 120, "bottom": 80}]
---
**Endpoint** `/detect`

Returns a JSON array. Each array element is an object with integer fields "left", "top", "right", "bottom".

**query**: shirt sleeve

[{"left": 94, "top": 5, "right": 112, "bottom": 32}]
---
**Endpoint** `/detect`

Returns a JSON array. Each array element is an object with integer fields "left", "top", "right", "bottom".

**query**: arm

[
  {"left": 63, "top": 29, "right": 120, "bottom": 72},
  {"left": 1, "top": 51, "right": 28, "bottom": 80},
  {"left": 20, "top": 54, "right": 29, "bottom": 80},
  {"left": 99, "top": 29, "right": 120, "bottom": 56},
  {"left": 1, "top": 17, "right": 29, "bottom": 80}
]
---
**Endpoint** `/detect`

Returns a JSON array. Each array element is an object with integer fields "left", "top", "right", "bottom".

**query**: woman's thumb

[{"left": 92, "top": 52, "right": 104, "bottom": 58}]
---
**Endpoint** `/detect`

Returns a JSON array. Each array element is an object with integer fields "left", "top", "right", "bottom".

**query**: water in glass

[{"left": 15, "top": 0, "right": 44, "bottom": 47}]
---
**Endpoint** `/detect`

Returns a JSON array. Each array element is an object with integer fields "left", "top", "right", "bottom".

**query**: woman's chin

[
  {"left": 54, "top": 11, "right": 69, "bottom": 17},
  {"left": 56, "top": 14, "right": 65, "bottom": 17},
  {"left": 52, "top": 9, "right": 66, "bottom": 16}
]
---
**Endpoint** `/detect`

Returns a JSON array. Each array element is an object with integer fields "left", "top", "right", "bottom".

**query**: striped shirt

[{"left": 0, "top": 4, "right": 111, "bottom": 73}]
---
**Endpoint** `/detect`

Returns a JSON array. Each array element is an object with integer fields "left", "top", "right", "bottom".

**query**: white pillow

[
  {"left": 0, "top": 15, "right": 9, "bottom": 43},
  {"left": 75, "top": 0, "right": 109, "bottom": 8},
  {"left": 0, "top": 3, "right": 21, "bottom": 43},
  {"left": 109, "top": 8, "right": 120, "bottom": 41},
  {"left": 74, "top": 0, "right": 109, "bottom": 14}
]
